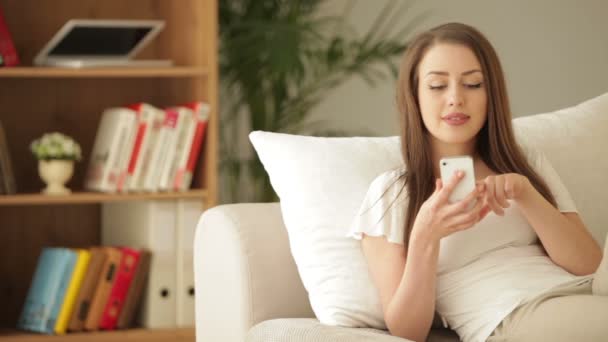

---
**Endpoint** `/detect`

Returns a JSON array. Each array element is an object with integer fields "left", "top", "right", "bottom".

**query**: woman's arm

[
  {"left": 361, "top": 234, "right": 439, "bottom": 342},
  {"left": 360, "top": 173, "right": 487, "bottom": 342},
  {"left": 516, "top": 181, "right": 602, "bottom": 275}
]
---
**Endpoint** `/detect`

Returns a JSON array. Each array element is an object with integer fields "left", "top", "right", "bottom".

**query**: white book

[
  {"left": 175, "top": 199, "right": 204, "bottom": 327},
  {"left": 173, "top": 102, "right": 210, "bottom": 192},
  {"left": 101, "top": 201, "right": 177, "bottom": 328},
  {"left": 163, "top": 107, "right": 195, "bottom": 192},
  {"left": 115, "top": 108, "right": 140, "bottom": 192},
  {"left": 126, "top": 103, "right": 165, "bottom": 192},
  {"left": 141, "top": 109, "right": 178, "bottom": 192},
  {"left": 158, "top": 107, "right": 189, "bottom": 191},
  {"left": 85, "top": 108, "right": 136, "bottom": 192}
]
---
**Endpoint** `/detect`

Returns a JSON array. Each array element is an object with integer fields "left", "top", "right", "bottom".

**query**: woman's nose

[{"left": 448, "top": 88, "right": 464, "bottom": 107}]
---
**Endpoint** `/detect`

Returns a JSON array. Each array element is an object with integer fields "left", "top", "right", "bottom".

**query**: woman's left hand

[{"left": 477, "top": 173, "right": 531, "bottom": 216}]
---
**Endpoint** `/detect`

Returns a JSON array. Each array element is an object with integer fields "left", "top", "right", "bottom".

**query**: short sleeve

[
  {"left": 346, "top": 168, "right": 409, "bottom": 245},
  {"left": 528, "top": 150, "right": 577, "bottom": 213}
]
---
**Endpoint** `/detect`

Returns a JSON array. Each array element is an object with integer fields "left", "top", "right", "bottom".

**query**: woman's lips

[{"left": 442, "top": 113, "right": 470, "bottom": 126}]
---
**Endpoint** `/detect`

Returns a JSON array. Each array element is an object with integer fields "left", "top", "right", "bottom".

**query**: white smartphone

[{"left": 439, "top": 156, "right": 476, "bottom": 203}]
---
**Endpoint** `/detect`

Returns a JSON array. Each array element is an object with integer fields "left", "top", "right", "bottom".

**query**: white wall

[{"left": 311, "top": 0, "right": 608, "bottom": 136}]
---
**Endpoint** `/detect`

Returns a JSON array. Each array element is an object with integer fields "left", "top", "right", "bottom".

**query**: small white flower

[{"left": 31, "top": 132, "right": 82, "bottom": 161}]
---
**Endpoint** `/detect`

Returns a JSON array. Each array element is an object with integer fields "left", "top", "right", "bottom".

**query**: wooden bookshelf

[
  {"left": 0, "top": 327, "right": 194, "bottom": 342},
  {"left": 0, "top": 0, "right": 218, "bottom": 341},
  {"left": 0, "top": 67, "right": 209, "bottom": 78},
  {"left": 0, "top": 190, "right": 208, "bottom": 206}
]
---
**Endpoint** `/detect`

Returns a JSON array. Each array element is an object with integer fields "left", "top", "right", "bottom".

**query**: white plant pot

[{"left": 38, "top": 160, "right": 74, "bottom": 195}]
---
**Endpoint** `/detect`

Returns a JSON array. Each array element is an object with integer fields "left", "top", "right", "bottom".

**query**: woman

[{"left": 348, "top": 22, "right": 608, "bottom": 342}]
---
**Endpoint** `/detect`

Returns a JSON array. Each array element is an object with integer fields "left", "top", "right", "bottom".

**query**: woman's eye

[
  {"left": 429, "top": 85, "right": 446, "bottom": 90},
  {"left": 465, "top": 82, "right": 483, "bottom": 89}
]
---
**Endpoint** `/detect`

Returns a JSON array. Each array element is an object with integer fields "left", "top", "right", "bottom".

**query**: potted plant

[
  {"left": 30, "top": 132, "right": 82, "bottom": 195},
  {"left": 219, "top": 0, "right": 427, "bottom": 203}
]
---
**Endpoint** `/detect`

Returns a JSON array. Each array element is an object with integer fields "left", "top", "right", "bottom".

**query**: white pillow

[
  {"left": 249, "top": 132, "right": 402, "bottom": 328},
  {"left": 513, "top": 92, "right": 608, "bottom": 246},
  {"left": 249, "top": 91, "right": 608, "bottom": 329}
]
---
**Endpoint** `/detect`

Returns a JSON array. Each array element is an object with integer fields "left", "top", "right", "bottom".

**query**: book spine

[
  {"left": 45, "top": 249, "right": 77, "bottom": 334},
  {"left": 99, "top": 248, "right": 141, "bottom": 330},
  {"left": 158, "top": 108, "right": 184, "bottom": 191},
  {"left": 0, "top": 6, "right": 20, "bottom": 66},
  {"left": 143, "top": 109, "right": 177, "bottom": 192},
  {"left": 104, "top": 116, "right": 131, "bottom": 192},
  {"left": 18, "top": 248, "right": 57, "bottom": 333},
  {"left": 172, "top": 110, "right": 196, "bottom": 191},
  {"left": 126, "top": 104, "right": 159, "bottom": 192},
  {"left": 115, "top": 111, "right": 138, "bottom": 192},
  {"left": 179, "top": 105, "right": 209, "bottom": 191},
  {"left": 134, "top": 109, "right": 163, "bottom": 191},
  {"left": 54, "top": 250, "right": 91, "bottom": 334}
]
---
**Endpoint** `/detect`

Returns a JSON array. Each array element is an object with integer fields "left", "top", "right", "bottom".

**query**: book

[
  {"left": 0, "top": 5, "right": 20, "bottom": 67},
  {"left": 99, "top": 247, "right": 141, "bottom": 330},
  {"left": 85, "top": 108, "right": 137, "bottom": 192},
  {"left": 0, "top": 119, "right": 16, "bottom": 194},
  {"left": 159, "top": 106, "right": 191, "bottom": 191},
  {"left": 84, "top": 247, "right": 122, "bottom": 331},
  {"left": 46, "top": 249, "right": 78, "bottom": 333},
  {"left": 115, "top": 107, "right": 142, "bottom": 193},
  {"left": 141, "top": 109, "right": 178, "bottom": 192},
  {"left": 124, "top": 103, "right": 165, "bottom": 192},
  {"left": 18, "top": 248, "right": 77, "bottom": 334},
  {"left": 68, "top": 247, "right": 108, "bottom": 332},
  {"left": 174, "top": 101, "right": 210, "bottom": 191},
  {"left": 117, "top": 249, "right": 151, "bottom": 329},
  {"left": 54, "top": 249, "right": 91, "bottom": 334}
]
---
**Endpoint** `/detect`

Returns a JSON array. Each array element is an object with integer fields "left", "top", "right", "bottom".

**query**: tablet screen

[{"left": 48, "top": 27, "right": 153, "bottom": 56}]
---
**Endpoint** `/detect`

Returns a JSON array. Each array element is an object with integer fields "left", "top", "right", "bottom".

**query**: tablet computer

[{"left": 34, "top": 19, "right": 172, "bottom": 68}]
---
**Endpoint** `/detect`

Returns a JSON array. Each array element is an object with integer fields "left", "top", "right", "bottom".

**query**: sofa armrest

[{"left": 194, "top": 203, "right": 314, "bottom": 342}]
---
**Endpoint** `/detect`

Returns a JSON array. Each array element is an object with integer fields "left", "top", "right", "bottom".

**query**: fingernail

[{"left": 457, "top": 170, "right": 463, "bottom": 177}]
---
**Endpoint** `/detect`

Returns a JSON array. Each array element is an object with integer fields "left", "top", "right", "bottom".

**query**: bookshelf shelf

[
  {"left": 0, "top": 0, "right": 218, "bottom": 339},
  {"left": 0, "top": 327, "right": 194, "bottom": 342},
  {"left": 0, "top": 67, "right": 209, "bottom": 79},
  {"left": 0, "top": 190, "right": 208, "bottom": 206}
]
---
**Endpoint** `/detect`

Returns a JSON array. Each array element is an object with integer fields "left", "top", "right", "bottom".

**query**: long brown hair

[{"left": 394, "top": 22, "right": 556, "bottom": 246}]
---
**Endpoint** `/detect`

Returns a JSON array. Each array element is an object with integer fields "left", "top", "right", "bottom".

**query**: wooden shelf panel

[
  {"left": 0, "top": 190, "right": 207, "bottom": 206},
  {"left": 0, "top": 67, "right": 208, "bottom": 78},
  {"left": 0, "top": 327, "right": 194, "bottom": 342}
]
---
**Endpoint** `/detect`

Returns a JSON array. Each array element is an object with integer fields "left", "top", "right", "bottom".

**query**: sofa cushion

[
  {"left": 513, "top": 92, "right": 608, "bottom": 244},
  {"left": 250, "top": 133, "right": 402, "bottom": 329},
  {"left": 246, "top": 318, "right": 460, "bottom": 342},
  {"left": 249, "top": 92, "right": 608, "bottom": 331}
]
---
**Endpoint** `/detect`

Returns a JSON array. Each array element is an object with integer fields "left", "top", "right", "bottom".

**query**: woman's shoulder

[
  {"left": 368, "top": 167, "right": 407, "bottom": 193},
  {"left": 349, "top": 167, "right": 408, "bottom": 244}
]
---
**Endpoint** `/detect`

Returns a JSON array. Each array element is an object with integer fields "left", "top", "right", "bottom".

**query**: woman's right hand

[{"left": 411, "top": 170, "right": 490, "bottom": 243}]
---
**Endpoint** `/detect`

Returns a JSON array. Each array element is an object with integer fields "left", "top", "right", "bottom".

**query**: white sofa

[{"left": 194, "top": 93, "right": 608, "bottom": 342}]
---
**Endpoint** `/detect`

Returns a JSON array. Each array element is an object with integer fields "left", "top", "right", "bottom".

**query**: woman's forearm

[
  {"left": 516, "top": 182, "right": 602, "bottom": 275},
  {"left": 385, "top": 234, "right": 440, "bottom": 342}
]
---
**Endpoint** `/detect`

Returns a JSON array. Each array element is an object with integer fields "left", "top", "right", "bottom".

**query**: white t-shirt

[{"left": 347, "top": 149, "right": 593, "bottom": 342}]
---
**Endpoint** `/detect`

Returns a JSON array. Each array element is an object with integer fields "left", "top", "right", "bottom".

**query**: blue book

[{"left": 17, "top": 247, "right": 77, "bottom": 334}]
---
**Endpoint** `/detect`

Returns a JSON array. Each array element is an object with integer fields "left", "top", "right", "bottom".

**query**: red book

[
  {"left": 98, "top": 248, "right": 141, "bottom": 330},
  {"left": 173, "top": 101, "right": 210, "bottom": 191},
  {"left": 119, "top": 103, "right": 153, "bottom": 192},
  {"left": 0, "top": 6, "right": 19, "bottom": 66}
]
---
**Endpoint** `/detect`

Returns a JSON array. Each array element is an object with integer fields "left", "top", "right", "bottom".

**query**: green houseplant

[
  {"left": 30, "top": 132, "right": 82, "bottom": 195},
  {"left": 220, "top": 0, "right": 426, "bottom": 203}
]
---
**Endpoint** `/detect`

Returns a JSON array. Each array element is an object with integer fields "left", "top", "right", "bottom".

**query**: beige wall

[{"left": 311, "top": 0, "right": 608, "bottom": 136}]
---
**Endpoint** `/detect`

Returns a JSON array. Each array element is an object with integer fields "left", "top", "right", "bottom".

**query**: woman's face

[{"left": 417, "top": 43, "right": 487, "bottom": 146}]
